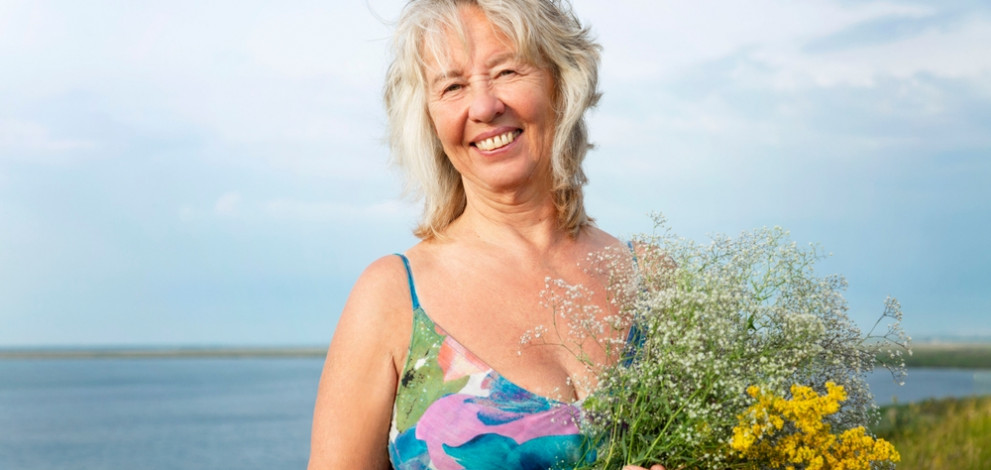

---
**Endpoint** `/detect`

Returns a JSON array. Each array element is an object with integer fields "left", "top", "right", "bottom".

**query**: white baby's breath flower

[{"left": 524, "top": 214, "right": 910, "bottom": 470}]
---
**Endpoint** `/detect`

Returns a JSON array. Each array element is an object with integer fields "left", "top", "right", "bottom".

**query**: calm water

[
  {"left": 0, "top": 358, "right": 324, "bottom": 470},
  {"left": 1, "top": 359, "right": 988, "bottom": 470},
  {"left": 868, "top": 367, "right": 991, "bottom": 405}
]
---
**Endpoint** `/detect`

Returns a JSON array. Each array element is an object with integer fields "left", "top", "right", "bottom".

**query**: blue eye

[
  {"left": 498, "top": 69, "right": 516, "bottom": 77},
  {"left": 443, "top": 83, "right": 463, "bottom": 93}
]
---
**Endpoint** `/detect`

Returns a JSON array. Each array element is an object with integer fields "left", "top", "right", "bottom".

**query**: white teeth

[{"left": 475, "top": 131, "right": 519, "bottom": 151}]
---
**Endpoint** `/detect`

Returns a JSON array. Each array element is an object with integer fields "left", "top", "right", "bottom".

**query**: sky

[{"left": 1, "top": 0, "right": 989, "bottom": 347}]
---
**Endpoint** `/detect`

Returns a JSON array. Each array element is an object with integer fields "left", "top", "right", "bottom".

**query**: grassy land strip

[
  {"left": 889, "top": 343, "right": 991, "bottom": 369},
  {"left": 872, "top": 395, "right": 991, "bottom": 470}
]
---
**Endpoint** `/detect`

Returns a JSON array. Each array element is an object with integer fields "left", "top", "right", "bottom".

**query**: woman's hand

[{"left": 622, "top": 465, "right": 666, "bottom": 470}]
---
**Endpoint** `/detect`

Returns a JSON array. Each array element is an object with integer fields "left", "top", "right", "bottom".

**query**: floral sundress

[{"left": 387, "top": 254, "right": 591, "bottom": 470}]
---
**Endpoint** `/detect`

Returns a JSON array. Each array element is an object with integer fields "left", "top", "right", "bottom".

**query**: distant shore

[
  {"left": 902, "top": 342, "right": 991, "bottom": 369},
  {"left": 0, "top": 346, "right": 327, "bottom": 359},
  {"left": 3, "top": 342, "right": 991, "bottom": 367}
]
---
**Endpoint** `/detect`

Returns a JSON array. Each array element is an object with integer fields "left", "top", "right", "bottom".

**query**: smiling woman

[
  {"left": 384, "top": 0, "right": 601, "bottom": 241},
  {"left": 423, "top": 7, "right": 558, "bottom": 210},
  {"left": 306, "top": 1, "right": 663, "bottom": 469}
]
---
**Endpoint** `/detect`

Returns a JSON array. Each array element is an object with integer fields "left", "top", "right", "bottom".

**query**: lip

[{"left": 469, "top": 126, "right": 522, "bottom": 147}]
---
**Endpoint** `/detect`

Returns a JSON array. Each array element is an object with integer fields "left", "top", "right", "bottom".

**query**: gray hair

[{"left": 385, "top": 0, "right": 601, "bottom": 239}]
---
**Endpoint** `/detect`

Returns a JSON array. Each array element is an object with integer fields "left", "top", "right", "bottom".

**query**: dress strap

[
  {"left": 623, "top": 240, "right": 646, "bottom": 365},
  {"left": 626, "top": 240, "right": 640, "bottom": 271},
  {"left": 395, "top": 253, "right": 422, "bottom": 311}
]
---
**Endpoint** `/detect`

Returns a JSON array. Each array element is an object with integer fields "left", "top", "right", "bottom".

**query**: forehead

[{"left": 420, "top": 6, "right": 524, "bottom": 75}]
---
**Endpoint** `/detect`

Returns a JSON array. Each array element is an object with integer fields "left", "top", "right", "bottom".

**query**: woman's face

[{"left": 424, "top": 6, "right": 556, "bottom": 198}]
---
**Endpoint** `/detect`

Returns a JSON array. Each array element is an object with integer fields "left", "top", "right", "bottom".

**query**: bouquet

[{"left": 530, "top": 216, "right": 909, "bottom": 470}]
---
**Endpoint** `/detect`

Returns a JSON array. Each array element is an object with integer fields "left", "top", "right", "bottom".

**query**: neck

[{"left": 449, "top": 181, "right": 568, "bottom": 252}]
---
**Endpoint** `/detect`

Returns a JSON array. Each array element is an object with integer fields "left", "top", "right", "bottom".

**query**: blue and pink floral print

[{"left": 388, "top": 254, "right": 590, "bottom": 470}]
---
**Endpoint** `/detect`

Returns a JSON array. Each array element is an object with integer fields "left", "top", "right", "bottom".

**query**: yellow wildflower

[{"left": 731, "top": 382, "right": 900, "bottom": 469}]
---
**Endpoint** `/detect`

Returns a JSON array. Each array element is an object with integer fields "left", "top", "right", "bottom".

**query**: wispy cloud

[
  {"left": 182, "top": 193, "right": 414, "bottom": 224},
  {"left": 0, "top": 119, "right": 98, "bottom": 158},
  {"left": 577, "top": 0, "right": 934, "bottom": 82},
  {"left": 756, "top": 17, "right": 991, "bottom": 90},
  {"left": 213, "top": 191, "right": 243, "bottom": 216},
  {"left": 263, "top": 198, "right": 414, "bottom": 222}
]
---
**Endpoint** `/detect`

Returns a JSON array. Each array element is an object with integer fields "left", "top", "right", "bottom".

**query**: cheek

[
  {"left": 524, "top": 80, "right": 556, "bottom": 126},
  {"left": 428, "top": 104, "right": 461, "bottom": 144},
  {"left": 526, "top": 92, "right": 556, "bottom": 138}
]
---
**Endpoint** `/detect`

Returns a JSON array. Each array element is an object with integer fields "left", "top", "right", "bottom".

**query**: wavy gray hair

[{"left": 385, "top": 0, "right": 601, "bottom": 239}]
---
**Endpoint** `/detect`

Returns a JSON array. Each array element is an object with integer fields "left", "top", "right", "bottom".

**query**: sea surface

[
  {"left": 1, "top": 358, "right": 989, "bottom": 470},
  {"left": 0, "top": 357, "right": 324, "bottom": 470},
  {"left": 868, "top": 367, "right": 991, "bottom": 405}
]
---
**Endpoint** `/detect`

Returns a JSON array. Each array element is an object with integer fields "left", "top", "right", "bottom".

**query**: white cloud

[
  {"left": 263, "top": 198, "right": 414, "bottom": 222},
  {"left": 185, "top": 192, "right": 415, "bottom": 224},
  {"left": 752, "top": 16, "right": 991, "bottom": 90},
  {"left": 0, "top": 1, "right": 402, "bottom": 180},
  {"left": 585, "top": 1, "right": 991, "bottom": 186},
  {"left": 0, "top": 119, "right": 98, "bottom": 158},
  {"left": 575, "top": 0, "right": 934, "bottom": 82},
  {"left": 213, "top": 191, "right": 243, "bottom": 216},
  {"left": 576, "top": 0, "right": 991, "bottom": 98}
]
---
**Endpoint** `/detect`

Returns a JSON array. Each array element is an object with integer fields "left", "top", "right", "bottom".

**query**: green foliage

[
  {"left": 899, "top": 345, "right": 991, "bottom": 369},
  {"left": 872, "top": 396, "right": 991, "bottom": 470}
]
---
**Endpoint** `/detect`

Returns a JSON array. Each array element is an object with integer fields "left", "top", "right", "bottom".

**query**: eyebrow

[
  {"left": 429, "top": 69, "right": 463, "bottom": 88},
  {"left": 485, "top": 52, "right": 517, "bottom": 69},
  {"left": 428, "top": 52, "right": 520, "bottom": 87}
]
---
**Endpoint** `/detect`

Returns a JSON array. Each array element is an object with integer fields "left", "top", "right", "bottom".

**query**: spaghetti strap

[
  {"left": 623, "top": 240, "right": 646, "bottom": 365},
  {"left": 627, "top": 239, "right": 640, "bottom": 271},
  {"left": 394, "top": 253, "right": 421, "bottom": 310}
]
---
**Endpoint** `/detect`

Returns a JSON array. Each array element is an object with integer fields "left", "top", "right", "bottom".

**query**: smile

[{"left": 473, "top": 130, "right": 521, "bottom": 151}]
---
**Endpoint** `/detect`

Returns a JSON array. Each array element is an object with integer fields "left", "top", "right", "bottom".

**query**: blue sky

[{"left": 1, "top": 0, "right": 989, "bottom": 346}]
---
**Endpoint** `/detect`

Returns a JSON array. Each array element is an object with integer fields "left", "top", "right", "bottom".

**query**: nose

[{"left": 467, "top": 84, "right": 505, "bottom": 123}]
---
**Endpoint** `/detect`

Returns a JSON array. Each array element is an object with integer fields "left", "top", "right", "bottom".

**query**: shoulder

[
  {"left": 579, "top": 226, "right": 638, "bottom": 266},
  {"left": 351, "top": 255, "right": 412, "bottom": 303},
  {"left": 623, "top": 239, "right": 676, "bottom": 291},
  {"left": 581, "top": 224, "right": 650, "bottom": 256},
  {"left": 579, "top": 225, "right": 624, "bottom": 250},
  {"left": 330, "top": 254, "right": 417, "bottom": 365},
  {"left": 340, "top": 255, "right": 414, "bottom": 331},
  {"left": 579, "top": 226, "right": 675, "bottom": 276},
  {"left": 309, "top": 254, "right": 412, "bottom": 468}
]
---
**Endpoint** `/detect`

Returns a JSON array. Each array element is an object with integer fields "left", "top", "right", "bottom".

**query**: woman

[{"left": 309, "top": 1, "right": 663, "bottom": 469}]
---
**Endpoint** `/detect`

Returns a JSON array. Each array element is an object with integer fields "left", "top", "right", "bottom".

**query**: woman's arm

[{"left": 308, "top": 256, "right": 411, "bottom": 469}]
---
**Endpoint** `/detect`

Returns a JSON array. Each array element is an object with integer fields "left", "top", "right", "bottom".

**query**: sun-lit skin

[{"left": 423, "top": 6, "right": 559, "bottom": 226}]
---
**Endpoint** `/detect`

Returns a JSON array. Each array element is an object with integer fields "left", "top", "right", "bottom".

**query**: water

[
  {"left": 1, "top": 359, "right": 988, "bottom": 470},
  {"left": 868, "top": 367, "right": 991, "bottom": 405},
  {"left": 0, "top": 358, "right": 324, "bottom": 470}
]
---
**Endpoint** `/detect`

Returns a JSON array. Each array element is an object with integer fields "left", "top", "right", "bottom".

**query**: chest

[
  {"left": 415, "top": 262, "right": 618, "bottom": 401},
  {"left": 388, "top": 306, "right": 593, "bottom": 470}
]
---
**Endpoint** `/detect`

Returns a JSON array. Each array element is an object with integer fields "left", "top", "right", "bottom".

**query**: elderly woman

[{"left": 309, "top": 1, "right": 663, "bottom": 469}]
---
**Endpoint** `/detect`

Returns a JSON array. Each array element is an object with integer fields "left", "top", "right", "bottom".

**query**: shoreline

[
  {"left": 0, "top": 346, "right": 327, "bottom": 360},
  {"left": 901, "top": 343, "right": 991, "bottom": 369},
  {"left": 3, "top": 342, "right": 990, "bottom": 366}
]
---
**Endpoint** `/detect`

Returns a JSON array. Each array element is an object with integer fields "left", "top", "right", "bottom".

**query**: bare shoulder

[
  {"left": 347, "top": 255, "right": 413, "bottom": 316},
  {"left": 333, "top": 254, "right": 420, "bottom": 366},
  {"left": 580, "top": 225, "right": 641, "bottom": 266},
  {"left": 580, "top": 226, "right": 675, "bottom": 279},
  {"left": 625, "top": 238, "right": 676, "bottom": 291},
  {"left": 580, "top": 225, "right": 626, "bottom": 251},
  {"left": 333, "top": 255, "right": 413, "bottom": 348},
  {"left": 308, "top": 254, "right": 413, "bottom": 469}
]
